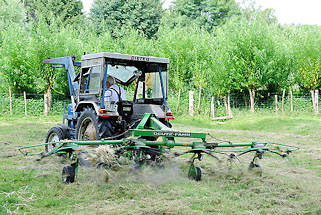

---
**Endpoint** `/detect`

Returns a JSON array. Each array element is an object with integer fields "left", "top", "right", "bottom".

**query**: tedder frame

[{"left": 19, "top": 113, "right": 299, "bottom": 183}]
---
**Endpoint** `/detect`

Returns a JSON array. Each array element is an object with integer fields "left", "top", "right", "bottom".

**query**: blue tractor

[{"left": 44, "top": 52, "right": 173, "bottom": 151}]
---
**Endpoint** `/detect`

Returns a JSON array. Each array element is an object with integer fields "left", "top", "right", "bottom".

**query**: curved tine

[
  {"left": 211, "top": 150, "right": 232, "bottom": 157},
  {"left": 173, "top": 150, "right": 194, "bottom": 157},
  {"left": 203, "top": 150, "right": 220, "bottom": 160},
  {"left": 237, "top": 149, "right": 256, "bottom": 157},
  {"left": 225, "top": 152, "right": 242, "bottom": 164},
  {"left": 268, "top": 150, "right": 287, "bottom": 158}
]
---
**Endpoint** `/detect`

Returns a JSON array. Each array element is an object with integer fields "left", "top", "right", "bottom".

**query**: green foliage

[
  {"left": 0, "top": 0, "right": 25, "bottom": 28},
  {"left": 293, "top": 25, "right": 321, "bottom": 91},
  {"left": 155, "top": 25, "right": 217, "bottom": 90},
  {"left": 0, "top": 0, "right": 27, "bottom": 92},
  {"left": 24, "top": 0, "right": 83, "bottom": 25},
  {"left": 166, "top": 0, "right": 240, "bottom": 31},
  {"left": 90, "top": 0, "right": 163, "bottom": 38},
  {"left": 0, "top": 23, "right": 35, "bottom": 93},
  {"left": 29, "top": 15, "right": 84, "bottom": 94},
  {"left": 0, "top": 1, "right": 320, "bottom": 106},
  {"left": 215, "top": 14, "right": 280, "bottom": 93}
]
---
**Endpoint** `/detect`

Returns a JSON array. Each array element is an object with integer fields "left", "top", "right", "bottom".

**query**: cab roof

[{"left": 81, "top": 52, "right": 169, "bottom": 64}]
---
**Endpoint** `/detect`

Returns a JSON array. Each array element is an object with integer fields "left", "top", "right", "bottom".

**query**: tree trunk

[
  {"left": 47, "top": 87, "right": 52, "bottom": 113},
  {"left": 175, "top": 88, "right": 181, "bottom": 113},
  {"left": 223, "top": 95, "right": 228, "bottom": 113},
  {"left": 249, "top": 88, "right": 255, "bottom": 112},
  {"left": 311, "top": 90, "right": 316, "bottom": 113},
  {"left": 290, "top": 88, "right": 293, "bottom": 112},
  {"left": 197, "top": 86, "right": 202, "bottom": 112},
  {"left": 281, "top": 89, "right": 285, "bottom": 112},
  {"left": 243, "top": 92, "right": 248, "bottom": 108}
]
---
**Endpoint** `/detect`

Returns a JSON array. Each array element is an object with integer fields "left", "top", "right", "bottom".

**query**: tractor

[{"left": 44, "top": 52, "right": 173, "bottom": 151}]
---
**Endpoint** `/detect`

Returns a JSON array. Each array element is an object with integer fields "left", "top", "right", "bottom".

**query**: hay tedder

[{"left": 19, "top": 52, "right": 298, "bottom": 183}]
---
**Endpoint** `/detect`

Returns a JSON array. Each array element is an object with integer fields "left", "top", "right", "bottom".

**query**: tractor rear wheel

[
  {"left": 45, "top": 127, "right": 65, "bottom": 152},
  {"left": 75, "top": 107, "right": 114, "bottom": 140}
]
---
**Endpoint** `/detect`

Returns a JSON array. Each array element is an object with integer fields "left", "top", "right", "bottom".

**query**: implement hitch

[{"left": 19, "top": 113, "right": 299, "bottom": 183}]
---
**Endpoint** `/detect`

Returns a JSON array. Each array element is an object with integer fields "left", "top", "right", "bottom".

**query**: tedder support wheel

[
  {"left": 188, "top": 164, "right": 202, "bottom": 181},
  {"left": 248, "top": 162, "right": 262, "bottom": 176},
  {"left": 75, "top": 107, "right": 114, "bottom": 140},
  {"left": 62, "top": 165, "right": 75, "bottom": 183},
  {"left": 45, "top": 127, "right": 65, "bottom": 152}
]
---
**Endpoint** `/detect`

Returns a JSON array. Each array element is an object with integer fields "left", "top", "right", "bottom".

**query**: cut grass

[{"left": 0, "top": 112, "right": 320, "bottom": 214}]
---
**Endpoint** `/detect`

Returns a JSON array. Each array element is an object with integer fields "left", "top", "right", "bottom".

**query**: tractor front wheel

[{"left": 75, "top": 107, "right": 114, "bottom": 140}]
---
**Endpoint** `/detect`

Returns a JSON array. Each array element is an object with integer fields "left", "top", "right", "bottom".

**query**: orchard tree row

[{"left": 0, "top": 0, "right": 320, "bottom": 112}]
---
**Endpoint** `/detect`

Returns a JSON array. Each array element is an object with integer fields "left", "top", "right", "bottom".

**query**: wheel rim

[
  {"left": 47, "top": 132, "right": 60, "bottom": 151},
  {"left": 78, "top": 117, "right": 97, "bottom": 140},
  {"left": 62, "top": 174, "right": 68, "bottom": 183}
]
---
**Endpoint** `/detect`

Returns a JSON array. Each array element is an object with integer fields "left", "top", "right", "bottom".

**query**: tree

[
  {"left": 166, "top": 0, "right": 240, "bottom": 31},
  {"left": 0, "top": 0, "right": 27, "bottom": 92},
  {"left": 215, "top": 13, "right": 282, "bottom": 112},
  {"left": 90, "top": 0, "right": 163, "bottom": 38},
  {"left": 0, "top": 23, "right": 36, "bottom": 93},
  {"left": 24, "top": 0, "right": 83, "bottom": 24},
  {"left": 293, "top": 25, "right": 321, "bottom": 113}
]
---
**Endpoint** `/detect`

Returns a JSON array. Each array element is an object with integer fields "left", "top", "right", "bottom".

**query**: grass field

[{"left": 0, "top": 111, "right": 320, "bottom": 214}]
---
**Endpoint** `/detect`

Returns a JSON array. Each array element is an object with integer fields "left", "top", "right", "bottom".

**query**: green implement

[{"left": 19, "top": 113, "right": 299, "bottom": 183}]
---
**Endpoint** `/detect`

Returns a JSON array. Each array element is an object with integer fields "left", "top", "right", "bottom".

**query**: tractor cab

[{"left": 77, "top": 52, "right": 170, "bottom": 121}]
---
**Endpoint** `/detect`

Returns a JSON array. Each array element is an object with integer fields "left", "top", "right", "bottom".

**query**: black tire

[
  {"left": 75, "top": 107, "right": 114, "bottom": 140},
  {"left": 195, "top": 166, "right": 202, "bottom": 181},
  {"left": 45, "top": 127, "right": 64, "bottom": 152},
  {"left": 62, "top": 165, "right": 75, "bottom": 184},
  {"left": 188, "top": 165, "right": 202, "bottom": 181}
]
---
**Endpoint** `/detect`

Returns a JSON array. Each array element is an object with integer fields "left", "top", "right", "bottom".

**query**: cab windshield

[{"left": 107, "top": 65, "right": 141, "bottom": 84}]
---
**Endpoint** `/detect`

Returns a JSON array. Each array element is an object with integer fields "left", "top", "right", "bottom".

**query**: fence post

[
  {"left": 9, "top": 86, "right": 12, "bottom": 115},
  {"left": 227, "top": 92, "right": 232, "bottom": 117},
  {"left": 311, "top": 90, "right": 316, "bottom": 113},
  {"left": 44, "top": 93, "right": 48, "bottom": 116},
  {"left": 24, "top": 91, "right": 27, "bottom": 116},
  {"left": 211, "top": 96, "right": 215, "bottom": 119},
  {"left": 281, "top": 89, "right": 285, "bottom": 112},
  {"left": 315, "top": 89, "right": 319, "bottom": 114},
  {"left": 189, "top": 91, "right": 194, "bottom": 116},
  {"left": 176, "top": 88, "right": 181, "bottom": 113},
  {"left": 275, "top": 95, "right": 278, "bottom": 112}
]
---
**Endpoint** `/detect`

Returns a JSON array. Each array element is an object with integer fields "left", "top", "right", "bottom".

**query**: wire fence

[{"left": 0, "top": 89, "right": 319, "bottom": 117}]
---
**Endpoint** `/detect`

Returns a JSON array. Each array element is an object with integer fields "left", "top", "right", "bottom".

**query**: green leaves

[
  {"left": 0, "top": 0, "right": 320, "bottom": 98},
  {"left": 293, "top": 25, "right": 321, "bottom": 90},
  {"left": 90, "top": 0, "right": 163, "bottom": 38},
  {"left": 167, "top": 0, "right": 240, "bottom": 31}
]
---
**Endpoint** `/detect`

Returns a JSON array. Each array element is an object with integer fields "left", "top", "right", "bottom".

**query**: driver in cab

[{"left": 104, "top": 76, "right": 126, "bottom": 103}]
